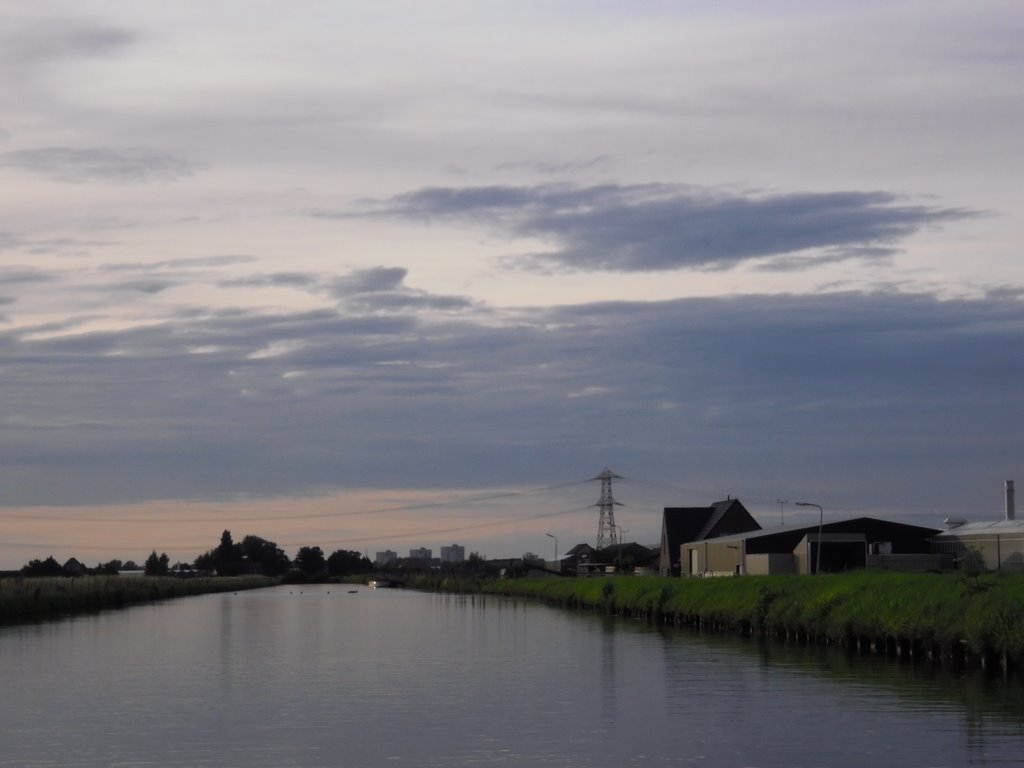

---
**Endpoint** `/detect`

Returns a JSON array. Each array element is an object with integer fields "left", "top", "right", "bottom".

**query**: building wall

[
  {"left": 440, "top": 544, "right": 465, "bottom": 563},
  {"left": 932, "top": 533, "right": 1024, "bottom": 573},
  {"left": 374, "top": 550, "right": 397, "bottom": 566},
  {"left": 866, "top": 553, "right": 953, "bottom": 571},
  {"left": 681, "top": 541, "right": 743, "bottom": 576},
  {"left": 745, "top": 553, "right": 796, "bottom": 575}
]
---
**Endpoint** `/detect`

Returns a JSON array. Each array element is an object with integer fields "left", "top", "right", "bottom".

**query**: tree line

[{"left": 18, "top": 530, "right": 372, "bottom": 581}]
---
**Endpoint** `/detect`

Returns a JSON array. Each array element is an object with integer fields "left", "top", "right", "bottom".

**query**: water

[{"left": 2, "top": 585, "right": 1023, "bottom": 767}]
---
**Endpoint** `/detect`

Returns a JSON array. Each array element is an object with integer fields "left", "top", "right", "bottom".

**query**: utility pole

[
  {"left": 776, "top": 499, "right": 787, "bottom": 526},
  {"left": 594, "top": 467, "right": 623, "bottom": 550}
]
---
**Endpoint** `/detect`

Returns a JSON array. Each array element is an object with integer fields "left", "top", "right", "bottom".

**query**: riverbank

[
  {"left": 0, "top": 575, "right": 277, "bottom": 625},
  {"left": 477, "top": 571, "right": 1024, "bottom": 673}
]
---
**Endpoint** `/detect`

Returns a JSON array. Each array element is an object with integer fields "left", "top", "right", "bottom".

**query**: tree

[
  {"left": 97, "top": 559, "right": 123, "bottom": 575},
  {"left": 21, "top": 556, "right": 64, "bottom": 577},
  {"left": 241, "top": 534, "right": 291, "bottom": 577},
  {"left": 327, "top": 549, "right": 371, "bottom": 577},
  {"left": 213, "top": 530, "right": 243, "bottom": 576},
  {"left": 144, "top": 550, "right": 170, "bottom": 576},
  {"left": 294, "top": 546, "right": 326, "bottom": 578},
  {"left": 193, "top": 551, "right": 216, "bottom": 573}
]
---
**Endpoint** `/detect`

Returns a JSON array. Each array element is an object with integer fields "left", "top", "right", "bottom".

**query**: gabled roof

[
  {"left": 565, "top": 542, "right": 596, "bottom": 557},
  {"left": 661, "top": 499, "right": 761, "bottom": 570},
  {"left": 662, "top": 506, "right": 718, "bottom": 554},
  {"left": 696, "top": 499, "right": 743, "bottom": 540}
]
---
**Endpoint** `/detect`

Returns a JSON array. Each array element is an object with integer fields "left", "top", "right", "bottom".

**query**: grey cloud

[
  {"left": 0, "top": 267, "right": 58, "bottom": 285},
  {"left": 328, "top": 267, "right": 408, "bottom": 296},
  {"left": 114, "top": 280, "right": 175, "bottom": 295},
  {"left": 753, "top": 246, "right": 898, "bottom": 272},
  {"left": 1, "top": 289, "right": 1021, "bottom": 517},
  {"left": 985, "top": 286, "right": 1024, "bottom": 301},
  {"left": 342, "top": 183, "right": 978, "bottom": 272},
  {"left": 0, "top": 232, "right": 117, "bottom": 257},
  {"left": 326, "top": 267, "right": 475, "bottom": 313},
  {"left": 0, "top": 147, "right": 194, "bottom": 184},
  {"left": 493, "top": 156, "right": 610, "bottom": 174},
  {"left": 347, "top": 292, "right": 475, "bottom": 313},
  {"left": 218, "top": 272, "right": 320, "bottom": 289},
  {"left": 0, "top": 18, "right": 136, "bottom": 69},
  {"left": 101, "top": 255, "right": 257, "bottom": 273}
]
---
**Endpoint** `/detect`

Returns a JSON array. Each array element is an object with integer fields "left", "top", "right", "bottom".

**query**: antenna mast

[{"left": 594, "top": 467, "right": 623, "bottom": 549}]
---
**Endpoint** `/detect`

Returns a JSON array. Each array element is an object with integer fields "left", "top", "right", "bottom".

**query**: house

[
  {"left": 557, "top": 543, "right": 596, "bottom": 575},
  {"left": 590, "top": 543, "right": 659, "bottom": 574},
  {"left": 680, "top": 517, "right": 943, "bottom": 577},
  {"left": 659, "top": 498, "right": 761, "bottom": 576}
]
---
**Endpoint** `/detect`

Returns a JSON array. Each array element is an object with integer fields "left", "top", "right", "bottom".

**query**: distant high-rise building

[
  {"left": 409, "top": 547, "right": 432, "bottom": 560},
  {"left": 440, "top": 544, "right": 465, "bottom": 563},
  {"left": 374, "top": 550, "right": 398, "bottom": 566}
]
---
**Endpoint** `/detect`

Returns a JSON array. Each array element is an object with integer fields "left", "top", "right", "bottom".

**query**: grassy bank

[
  {"left": 0, "top": 575, "right": 277, "bottom": 625},
  {"left": 482, "top": 572, "right": 1024, "bottom": 671}
]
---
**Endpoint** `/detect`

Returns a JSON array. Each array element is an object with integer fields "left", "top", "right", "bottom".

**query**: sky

[{"left": 1, "top": 1, "right": 1023, "bottom": 569}]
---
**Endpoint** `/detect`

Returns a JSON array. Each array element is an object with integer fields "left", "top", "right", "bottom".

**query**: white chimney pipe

[{"left": 1007, "top": 480, "right": 1016, "bottom": 521}]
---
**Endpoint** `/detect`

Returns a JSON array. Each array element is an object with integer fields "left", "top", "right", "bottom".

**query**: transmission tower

[{"left": 594, "top": 467, "right": 623, "bottom": 549}]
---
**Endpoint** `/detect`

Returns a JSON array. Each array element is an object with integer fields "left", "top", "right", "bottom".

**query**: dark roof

[
  {"left": 662, "top": 499, "right": 761, "bottom": 569},
  {"left": 662, "top": 506, "right": 719, "bottom": 556},
  {"left": 565, "top": 543, "right": 596, "bottom": 557},
  {"left": 688, "top": 517, "right": 941, "bottom": 555}
]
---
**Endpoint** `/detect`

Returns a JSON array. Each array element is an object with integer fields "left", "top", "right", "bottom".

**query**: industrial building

[
  {"left": 681, "top": 517, "right": 943, "bottom": 576},
  {"left": 659, "top": 498, "right": 761, "bottom": 576},
  {"left": 931, "top": 481, "right": 1024, "bottom": 573}
]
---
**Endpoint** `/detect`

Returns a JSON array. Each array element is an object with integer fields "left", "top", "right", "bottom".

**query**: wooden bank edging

[{"left": 477, "top": 572, "right": 1024, "bottom": 676}]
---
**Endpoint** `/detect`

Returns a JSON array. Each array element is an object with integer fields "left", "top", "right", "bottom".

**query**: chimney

[{"left": 1007, "top": 480, "right": 1016, "bottom": 521}]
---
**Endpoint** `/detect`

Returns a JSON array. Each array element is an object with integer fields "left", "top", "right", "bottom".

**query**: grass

[
  {"left": 481, "top": 571, "right": 1024, "bottom": 670},
  {"left": 0, "top": 574, "right": 276, "bottom": 625}
]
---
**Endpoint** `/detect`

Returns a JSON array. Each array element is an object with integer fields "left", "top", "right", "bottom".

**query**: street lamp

[
  {"left": 545, "top": 533, "right": 558, "bottom": 562},
  {"left": 776, "top": 499, "right": 787, "bottom": 526},
  {"left": 795, "top": 502, "right": 824, "bottom": 575}
]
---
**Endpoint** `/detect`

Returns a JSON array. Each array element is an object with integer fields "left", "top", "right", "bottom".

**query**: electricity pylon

[{"left": 594, "top": 467, "right": 623, "bottom": 549}]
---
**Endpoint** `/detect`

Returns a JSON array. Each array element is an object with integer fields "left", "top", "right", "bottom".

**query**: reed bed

[
  {"left": 483, "top": 571, "right": 1024, "bottom": 671},
  {"left": 0, "top": 575, "right": 276, "bottom": 625}
]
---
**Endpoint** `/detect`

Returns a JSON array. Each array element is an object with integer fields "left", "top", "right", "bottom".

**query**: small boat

[{"left": 347, "top": 589, "right": 358, "bottom": 594}]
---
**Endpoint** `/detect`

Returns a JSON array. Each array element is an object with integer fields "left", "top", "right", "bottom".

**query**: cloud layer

[
  {"left": 334, "top": 184, "right": 977, "bottom": 272},
  {"left": 0, "top": 147, "right": 194, "bottom": 183},
  {"left": 1, "top": 278, "right": 1020, "bottom": 519}
]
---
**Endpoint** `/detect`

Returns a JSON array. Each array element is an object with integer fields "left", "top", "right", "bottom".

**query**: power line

[
  {"left": 0, "top": 478, "right": 591, "bottom": 524},
  {"left": 0, "top": 504, "right": 596, "bottom": 554}
]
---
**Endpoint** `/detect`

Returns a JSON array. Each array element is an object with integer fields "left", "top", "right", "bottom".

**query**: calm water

[{"left": 2, "top": 585, "right": 1023, "bottom": 767}]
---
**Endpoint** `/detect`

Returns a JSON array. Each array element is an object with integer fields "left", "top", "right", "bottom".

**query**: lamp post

[
  {"left": 545, "top": 533, "right": 558, "bottom": 562},
  {"left": 795, "top": 502, "right": 824, "bottom": 574},
  {"left": 776, "top": 499, "right": 787, "bottom": 526}
]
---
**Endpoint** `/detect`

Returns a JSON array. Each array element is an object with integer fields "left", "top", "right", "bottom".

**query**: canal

[{"left": 1, "top": 585, "right": 1022, "bottom": 767}]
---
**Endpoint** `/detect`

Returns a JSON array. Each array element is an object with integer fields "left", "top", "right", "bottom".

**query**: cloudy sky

[{"left": 2, "top": 1, "right": 1023, "bottom": 568}]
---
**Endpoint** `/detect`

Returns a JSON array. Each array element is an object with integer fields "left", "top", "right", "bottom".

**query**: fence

[{"left": 931, "top": 534, "right": 1024, "bottom": 574}]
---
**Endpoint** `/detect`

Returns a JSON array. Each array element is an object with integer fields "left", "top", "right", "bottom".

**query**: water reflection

[{"left": 2, "top": 587, "right": 1024, "bottom": 767}]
